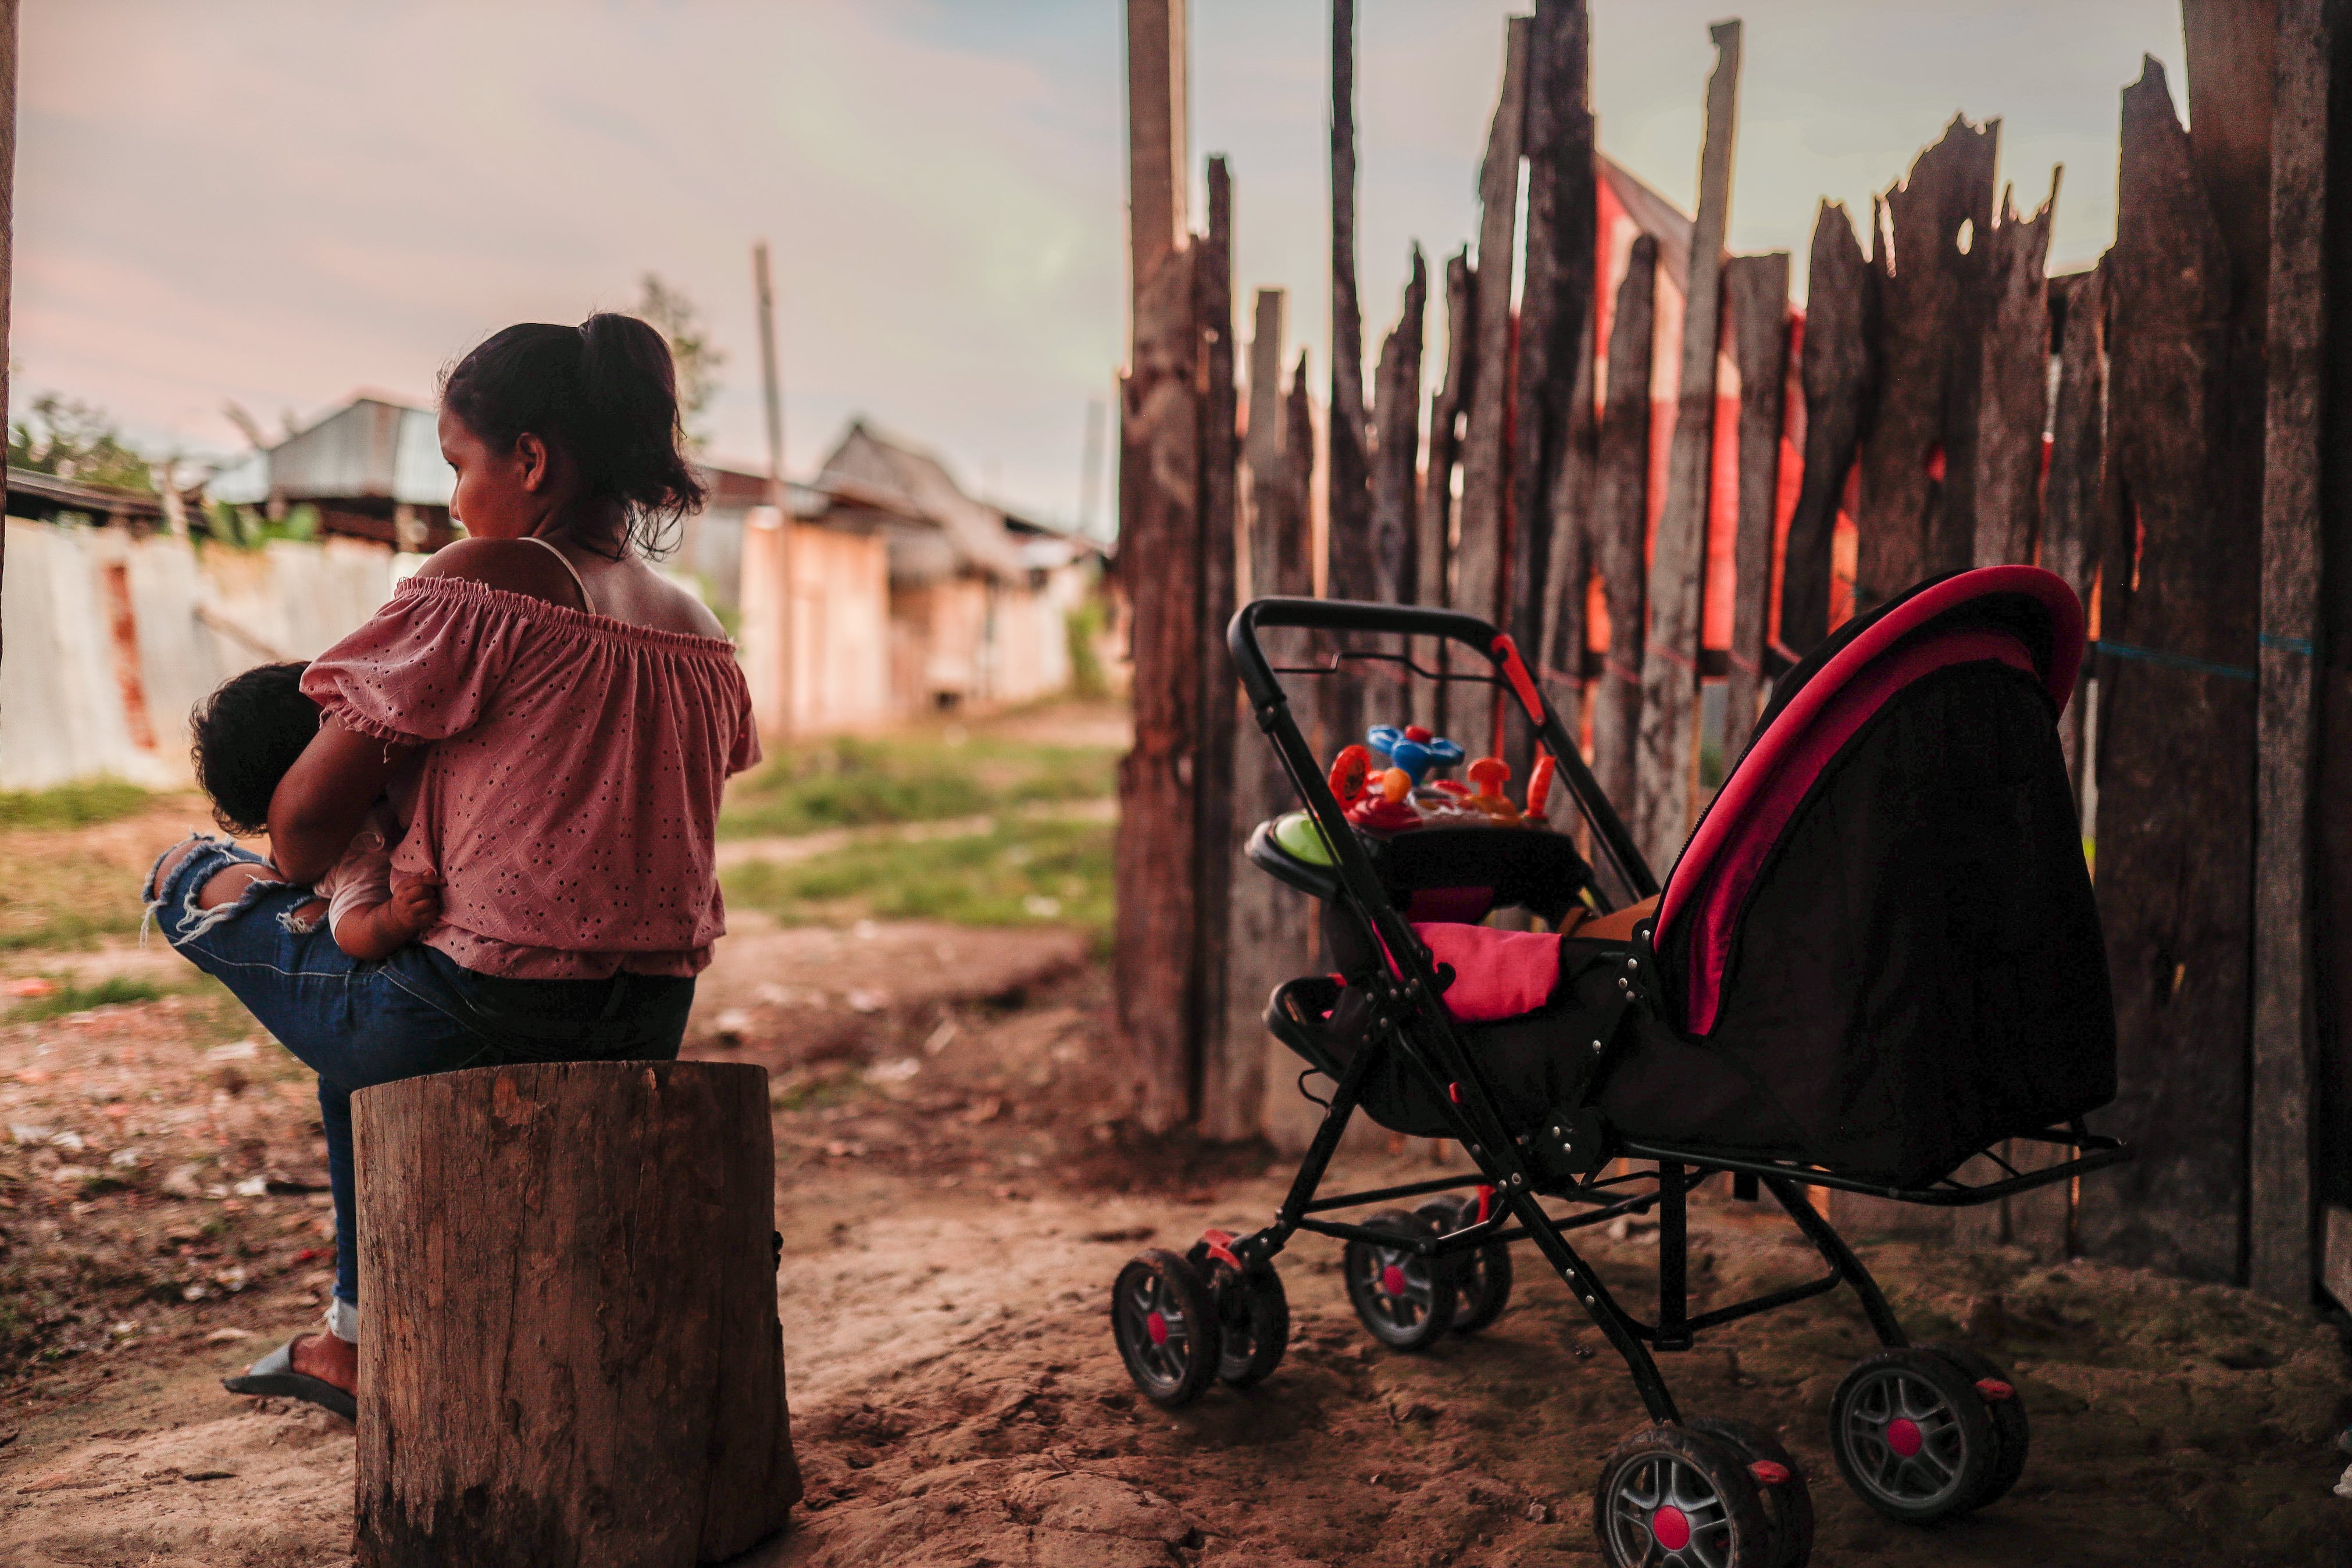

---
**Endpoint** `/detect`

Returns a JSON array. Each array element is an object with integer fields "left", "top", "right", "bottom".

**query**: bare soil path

[{"left": 3, "top": 807, "right": 2350, "bottom": 1564}]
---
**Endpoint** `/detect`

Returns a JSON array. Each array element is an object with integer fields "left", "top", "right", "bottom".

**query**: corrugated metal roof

[
  {"left": 815, "top": 421, "right": 1032, "bottom": 583},
  {"left": 205, "top": 396, "right": 454, "bottom": 508}
]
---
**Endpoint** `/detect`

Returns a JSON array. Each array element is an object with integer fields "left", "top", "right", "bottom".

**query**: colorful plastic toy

[
  {"left": 1525, "top": 753, "right": 1558, "bottom": 824},
  {"left": 1269, "top": 810, "right": 1335, "bottom": 865},
  {"left": 1368, "top": 726, "right": 1463, "bottom": 780},
  {"left": 1327, "top": 744, "right": 1373, "bottom": 808},
  {"left": 1348, "top": 765, "right": 1424, "bottom": 833},
  {"left": 1465, "top": 757, "right": 1522, "bottom": 823}
]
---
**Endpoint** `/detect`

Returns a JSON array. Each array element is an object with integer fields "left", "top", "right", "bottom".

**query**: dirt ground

[{"left": 4, "top": 805, "right": 2352, "bottom": 1566}]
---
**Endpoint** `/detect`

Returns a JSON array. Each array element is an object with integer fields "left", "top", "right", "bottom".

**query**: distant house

[
  {"left": 206, "top": 394, "right": 460, "bottom": 551},
  {"left": 807, "top": 420, "right": 1098, "bottom": 713}
]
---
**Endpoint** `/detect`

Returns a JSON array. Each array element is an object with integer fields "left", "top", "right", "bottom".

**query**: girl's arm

[{"left": 267, "top": 719, "right": 418, "bottom": 884}]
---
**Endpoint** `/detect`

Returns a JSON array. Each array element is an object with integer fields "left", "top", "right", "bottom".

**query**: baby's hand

[{"left": 385, "top": 874, "right": 442, "bottom": 937}]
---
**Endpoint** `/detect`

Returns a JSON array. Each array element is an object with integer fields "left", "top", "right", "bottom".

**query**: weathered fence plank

[
  {"left": 1540, "top": 311, "right": 1597, "bottom": 729},
  {"left": 1454, "top": 16, "right": 1530, "bottom": 638},
  {"left": 1509, "top": 0, "right": 1597, "bottom": 721},
  {"left": 1258, "top": 352, "right": 1325, "bottom": 1153},
  {"left": 1721, "top": 250, "right": 1789, "bottom": 762},
  {"left": 1634, "top": 19, "right": 1739, "bottom": 873},
  {"left": 1590, "top": 235, "right": 1658, "bottom": 812},
  {"left": 2042, "top": 267, "right": 2108, "bottom": 788},
  {"left": 2249, "top": 0, "right": 2325, "bottom": 1305},
  {"left": 2074, "top": 59, "right": 2258, "bottom": 1283},
  {"left": 1372, "top": 248, "right": 1427, "bottom": 608},
  {"left": 1777, "top": 202, "right": 1873, "bottom": 658},
  {"left": 1969, "top": 178, "right": 2057, "bottom": 568},
  {"left": 1416, "top": 249, "right": 1475, "bottom": 736},
  {"left": 1193, "top": 160, "right": 1248, "bottom": 1141}
]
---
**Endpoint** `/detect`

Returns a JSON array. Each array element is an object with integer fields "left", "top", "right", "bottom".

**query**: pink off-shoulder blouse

[{"left": 299, "top": 575, "right": 761, "bottom": 979}]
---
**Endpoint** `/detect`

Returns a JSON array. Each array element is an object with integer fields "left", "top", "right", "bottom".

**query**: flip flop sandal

[{"left": 223, "top": 1336, "right": 356, "bottom": 1421}]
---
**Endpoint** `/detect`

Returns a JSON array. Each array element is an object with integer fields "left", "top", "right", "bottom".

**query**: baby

[{"left": 188, "top": 662, "right": 438, "bottom": 959}]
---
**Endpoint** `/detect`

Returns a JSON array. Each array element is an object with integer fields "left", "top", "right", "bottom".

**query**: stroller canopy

[{"left": 1655, "top": 566, "right": 2085, "bottom": 1035}]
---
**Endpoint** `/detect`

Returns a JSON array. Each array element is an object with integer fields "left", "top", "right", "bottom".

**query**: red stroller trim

[{"left": 1656, "top": 566, "right": 2084, "bottom": 1036}]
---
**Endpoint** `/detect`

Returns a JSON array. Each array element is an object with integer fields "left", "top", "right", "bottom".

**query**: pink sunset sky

[{"left": 19, "top": 1, "right": 2184, "bottom": 533}]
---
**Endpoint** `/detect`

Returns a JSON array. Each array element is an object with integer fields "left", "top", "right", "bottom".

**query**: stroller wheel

[
  {"left": 1343, "top": 1209, "right": 1456, "bottom": 1350},
  {"left": 1920, "top": 1342, "right": 2029, "bottom": 1509},
  {"left": 1111, "top": 1248, "right": 1222, "bottom": 1408},
  {"left": 1207, "top": 1261, "right": 1289, "bottom": 1388},
  {"left": 1594, "top": 1423, "right": 1774, "bottom": 1568},
  {"left": 1828, "top": 1348, "right": 1997, "bottom": 1524},
  {"left": 1686, "top": 1416, "right": 1814, "bottom": 1568},
  {"left": 1415, "top": 1194, "right": 1514, "bottom": 1333}
]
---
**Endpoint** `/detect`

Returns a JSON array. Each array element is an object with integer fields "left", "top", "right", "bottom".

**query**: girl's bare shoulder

[{"left": 412, "top": 538, "right": 586, "bottom": 611}]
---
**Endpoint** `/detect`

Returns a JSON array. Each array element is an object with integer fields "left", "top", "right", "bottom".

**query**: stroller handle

[{"left": 1226, "top": 595, "right": 1660, "bottom": 905}]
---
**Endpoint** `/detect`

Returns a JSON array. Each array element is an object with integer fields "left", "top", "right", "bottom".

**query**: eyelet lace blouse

[{"left": 301, "top": 574, "right": 760, "bottom": 979}]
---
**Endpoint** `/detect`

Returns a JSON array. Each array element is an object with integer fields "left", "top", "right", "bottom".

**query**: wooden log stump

[{"left": 354, "top": 1061, "right": 798, "bottom": 1567}]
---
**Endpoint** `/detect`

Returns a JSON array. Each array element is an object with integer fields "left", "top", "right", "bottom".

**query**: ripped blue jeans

[{"left": 144, "top": 836, "right": 693, "bottom": 1312}]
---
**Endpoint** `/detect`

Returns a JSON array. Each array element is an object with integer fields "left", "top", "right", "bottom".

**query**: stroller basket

[{"left": 1104, "top": 569, "right": 2128, "bottom": 1567}]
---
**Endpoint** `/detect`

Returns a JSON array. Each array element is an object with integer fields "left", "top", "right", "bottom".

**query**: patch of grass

[
  {"left": 4, "top": 975, "right": 165, "bottom": 1024},
  {"left": 720, "top": 728, "right": 1115, "bottom": 838},
  {"left": 0, "top": 839, "right": 149, "bottom": 952},
  {"left": 723, "top": 816, "right": 1112, "bottom": 945},
  {"left": 0, "top": 778, "right": 154, "bottom": 830}
]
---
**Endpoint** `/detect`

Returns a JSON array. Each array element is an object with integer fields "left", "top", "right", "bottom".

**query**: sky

[{"left": 17, "top": 1, "right": 2187, "bottom": 535}]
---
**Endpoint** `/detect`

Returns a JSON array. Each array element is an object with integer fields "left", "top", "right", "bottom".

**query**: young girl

[
  {"left": 187, "top": 660, "right": 440, "bottom": 960},
  {"left": 148, "top": 312, "right": 756, "bottom": 1421}
]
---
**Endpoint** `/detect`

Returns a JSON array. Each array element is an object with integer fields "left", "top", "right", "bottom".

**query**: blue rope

[
  {"left": 2258, "top": 631, "right": 2319, "bottom": 658},
  {"left": 2092, "top": 639, "right": 2256, "bottom": 682}
]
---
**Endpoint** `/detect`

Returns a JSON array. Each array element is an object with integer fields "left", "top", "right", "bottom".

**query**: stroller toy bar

[{"left": 1107, "top": 571, "right": 2128, "bottom": 1568}]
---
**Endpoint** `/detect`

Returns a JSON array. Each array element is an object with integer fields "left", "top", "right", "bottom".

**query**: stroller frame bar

[{"left": 1218, "top": 595, "right": 2123, "bottom": 1427}]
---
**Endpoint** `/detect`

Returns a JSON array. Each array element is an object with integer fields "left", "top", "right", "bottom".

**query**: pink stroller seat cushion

[{"left": 1411, "top": 921, "right": 1562, "bottom": 1022}]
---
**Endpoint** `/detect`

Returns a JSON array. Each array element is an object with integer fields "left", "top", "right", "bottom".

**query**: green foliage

[
  {"left": 0, "top": 778, "right": 152, "bottom": 830},
  {"left": 722, "top": 816, "right": 1112, "bottom": 945},
  {"left": 8, "top": 392, "right": 156, "bottom": 493},
  {"left": 204, "top": 499, "right": 319, "bottom": 551},
  {"left": 720, "top": 727, "right": 1114, "bottom": 839},
  {"left": 1065, "top": 595, "right": 1108, "bottom": 699},
  {"left": 636, "top": 273, "right": 724, "bottom": 447},
  {"left": 3, "top": 975, "right": 164, "bottom": 1024}
]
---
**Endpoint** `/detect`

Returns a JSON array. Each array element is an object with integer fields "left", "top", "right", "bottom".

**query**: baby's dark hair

[
  {"left": 190, "top": 662, "right": 319, "bottom": 837},
  {"left": 440, "top": 313, "right": 707, "bottom": 559}
]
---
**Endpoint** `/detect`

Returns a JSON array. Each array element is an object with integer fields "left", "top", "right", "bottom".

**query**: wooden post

[
  {"left": 0, "top": 0, "right": 14, "bottom": 636},
  {"left": 1634, "top": 19, "right": 1739, "bottom": 874},
  {"left": 1777, "top": 202, "right": 1873, "bottom": 658},
  {"left": 1509, "top": 0, "right": 1597, "bottom": 731},
  {"left": 2073, "top": 59, "right": 2259, "bottom": 1282},
  {"left": 752, "top": 242, "right": 793, "bottom": 739},
  {"left": 1416, "top": 249, "right": 1476, "bottom": 736},
  {"left": 1854, "top": 117, "right": 1998, "bottom": 610},
  {"left": 2042, "top": 267, "right": 2109, "bottom": 789},
  {"left": 1371, "top": 249, "right": 1429, "bottom": 608},
  {"left": 1194, "top": 159, "right": 1247, "bottom": 1141},
  {"left": 1114, "top": 0, "right": 1200, "bottom": 1131},
  {"left": 2315, "top": 1, "right": 2352, "bottom": 1283},
  {"left": 1590, "top": 236, "right": 1658, "bottom": 812},
  {"left": 1258, "top": 352, "right": 1326, "bottom": 1152},
  {"left": 1721, "top": 251, "right": 1789, "bottom": 763},
  {"left": 1454, "top": 17, "right": 1532, "bottom": 635},
  {"left": 1322, "top": 0, "right": 1376, "bottom": 755},
  {"left": 1244, "top": 290, "right": 1289, "bottom": 594},
  {"left": 2249, "top": 0, "right": 2326, "bottom": 1305},
  {"left": 354, "top": 1063, "right": 797, "bottom": 1566},
  {"left": 1969, "top": 178, "right": 2058, "bottom": 568},
  {"left": 1540, "top": 312, "right": 1598, "bottom": 727}
]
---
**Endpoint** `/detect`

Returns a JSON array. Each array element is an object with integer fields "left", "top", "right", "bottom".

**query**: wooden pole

[
  {"left": 2042, "top": 267, "right": 2109, "bottom": 791},
  {"left": 1970, "top": 176, "right": 2060, "bottom": 569},
  {"left": 1508, "top": 0, "right": 1597, "bottom": 746},
  {"left": 1590, "top": 236, "right": 1658, "bottom": 813},
  {"left": 1721, "top": 251, "right": 1789, "bottom": 763},
  {"left": 2249, "top": 0, "right": 2326, "bottom": 1305},
  {"left": 1854, "top": 116, "right": 1998, "bottom": 610},
  {"left": 354, "top": 1063, "right": 798, "bottom": 1566},
  {"left": 1194, "top": 159, "right": 1247, "bottom": 1141},
  {"left": 752, "top": 241, "right": 792, "bottom": 739},
  {"left": 1114, "top": 0, "right": 1200, "bottom": 1132},
  {"left": 1540, "top": 310, "right": 1597, "bottom": 728},
  {"left": 0, "top": 0, "right": 13, "bottom": 645},
  {"left": 1416, "top": 249, "right": 1476, "bottom": 736},
  {"left": 1633, "top": 19, "right": 1739, "bottom": 874},
  {"left": 1323, "top": 0, "right": 1375, "bottom": 754},
  {"left": 2074, "top": 58, "right": 2259, "bottom": 1283},
  {"left": 1454, "top": 17, "right": 1532, "bottom": 636},
  {"left": 1245, "top": 289, "right": 1289, "bottom": 593},
  {"left": 1776, "top": 202, "right": 1873, "bottom": 658}
]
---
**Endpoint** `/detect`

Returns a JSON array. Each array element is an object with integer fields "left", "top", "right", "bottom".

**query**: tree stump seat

[{"left": 354, "top": 1060, "right": 800, "bottom": 1567}]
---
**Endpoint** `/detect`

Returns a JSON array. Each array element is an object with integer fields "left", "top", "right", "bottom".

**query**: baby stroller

[{"left": 1105, "top": 566, "right": 2126, "bottom": 1567}]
